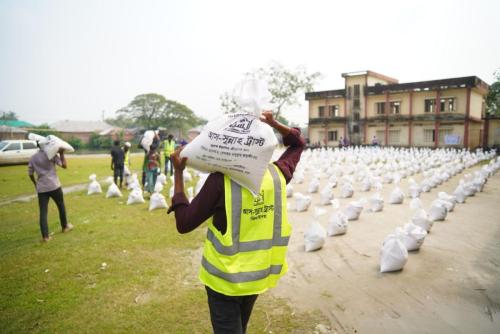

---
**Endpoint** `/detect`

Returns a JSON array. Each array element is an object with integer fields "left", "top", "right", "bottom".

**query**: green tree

[
  {"left": 486, "top": 69, "right": 500, "bottom": 116},
  {"left": 67, "top": 137, "right": 83, "bottom": 150},
  {"left": 116, "top": 93, "right": 205, "bottom": 133},
  {"left": 220, "top": 62, "right": 321, "bottom": 119},
  {"left": 0, "top": 111, "right": 18, "bottom": 120}
]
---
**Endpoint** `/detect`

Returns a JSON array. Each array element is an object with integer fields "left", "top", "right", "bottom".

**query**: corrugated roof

[
  {"left": 0, "top": 120, "right": 34, "bottom": 127},
  {"left": 50, "top": 120, "right": 113, "bottom": 133}
]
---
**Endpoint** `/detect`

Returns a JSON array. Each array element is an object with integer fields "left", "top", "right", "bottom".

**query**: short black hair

[{"left": 114, "top": 140, "right": 120, "bottom": 146}]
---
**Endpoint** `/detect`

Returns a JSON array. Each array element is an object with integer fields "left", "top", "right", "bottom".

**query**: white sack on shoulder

[
  {"left": 141, "top": 130, "right": 155, "bottom": 152},
  {"left": 87, "top": 174, "right": 102, "bottom": 195},
  {"left": 37, "top": 134, "right": 75, "bottom": 160},
  {"left": 380, "top": 236, "right": 408, "bottom": 273}
]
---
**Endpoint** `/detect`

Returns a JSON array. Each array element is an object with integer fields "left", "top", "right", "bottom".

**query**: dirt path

[{"left": 271, "top": 163, "right": 500, "bottom": 334}]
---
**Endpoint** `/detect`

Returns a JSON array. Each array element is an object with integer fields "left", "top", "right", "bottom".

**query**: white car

[{"left": 0, "top": 140, "right": 39, "bottom": 165}]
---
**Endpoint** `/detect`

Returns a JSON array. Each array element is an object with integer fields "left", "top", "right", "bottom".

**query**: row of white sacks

[
  {"left": 297, "top": 154, "right": 500, "bottom": 273},
  {"left": 86, "top": 169, "right": 207, "bottom": 211}
]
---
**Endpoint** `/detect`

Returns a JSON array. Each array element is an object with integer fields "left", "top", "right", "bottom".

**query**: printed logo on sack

[{"left": 225, "top": 117, "right": 254, "bottom": 134}]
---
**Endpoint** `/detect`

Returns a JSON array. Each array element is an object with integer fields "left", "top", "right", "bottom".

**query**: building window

[
  {"left": 354, "top": 85, "right": 360, "bottom": 98},
  {"left": 353, "top": 125, "right": 360, "bottom": 133},
  {"left": 390, "top": 101, "right": 401, "bottom": 114},
  {"left": 440, "top": 98, "right": 456, "bottom": 112},
  {"left": 328, "top": 105, "right": 340, "bottom": 117},
  {"left": 424, "top": 129, "right": 435, "bottom": 142},
  {"left": 328, "top": 130, "right": 338, "bottom": 141},
  {"left": 353, "top": 99, "right": 360, "bottom": 109},
  {"left": 318, "top": 106, "right": 325, "bottom": 117},
  {"left": 388, "top": 130, "right": 400, "bottom": 144},
  {"left": 353, "top": 112, "right": 360, "bottom": 121},
  {"left": 376, "top": 102, "right": 386, "bottom": 115},
  {"left": 425, "top": 99, "right": 436, "bottom": 113},
  {"left": 439, "top": 129, "right": 453, "bottom": 144}
]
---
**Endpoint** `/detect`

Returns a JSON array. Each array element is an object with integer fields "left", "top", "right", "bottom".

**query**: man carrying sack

[
  {"left": 163, "top": 134, "right": 176, "bottom": 176},
  {"left": 168, "top": 111, "right": 305, "bottom": 333}
]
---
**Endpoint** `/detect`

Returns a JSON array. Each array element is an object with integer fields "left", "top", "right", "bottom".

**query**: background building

[{"left": 306, "top": 71, "right": 489, "bottom": 148}]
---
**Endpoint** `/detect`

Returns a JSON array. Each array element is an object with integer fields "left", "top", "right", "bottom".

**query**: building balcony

[{"left": 309, "top": 117, "right": 347, "bottom": 125}]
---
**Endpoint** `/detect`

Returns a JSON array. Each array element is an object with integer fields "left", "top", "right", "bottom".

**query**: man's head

[
  {"left": 168, "top": 134, "right": 173, "bottom": 140},
  {"left": 114, "top": 140, "right": 120, "bottom": 146}
]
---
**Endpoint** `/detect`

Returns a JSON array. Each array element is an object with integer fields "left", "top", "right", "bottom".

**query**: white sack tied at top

[
  {"left": 29, "top": 133, "right": 75, "bottom": 160},
  {"left": 380, "top": 234, "right": 408, "bottom": 273},
  {"left": 180, "top": 78, "right": 278, "bottom": 195},
  {"left": 304, "top": 208, "right": 327, "bottom": 252},
  {"left": 105, "top": 177, "right": 122, "bottom": 198},
  {"left": 87, "top": 174, "right": 102, "bottom": 195},
  {"left": 327, "top": 199, "right": 348, "bottom": 236}
]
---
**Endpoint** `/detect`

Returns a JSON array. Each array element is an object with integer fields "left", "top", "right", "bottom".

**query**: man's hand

[
  {"left": 171, "top": 147, "right": 187, "bottom": 172},
  {"left": 259, "top": 110, "right": 277, "bottom": 127}
]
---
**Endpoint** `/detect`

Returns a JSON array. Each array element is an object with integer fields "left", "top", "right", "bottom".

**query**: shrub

[{"left": 67, "top": 137, "right": 83, "bottom": 150}]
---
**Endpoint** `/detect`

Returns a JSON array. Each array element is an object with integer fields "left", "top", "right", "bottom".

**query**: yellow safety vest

[
  {"left": 199, "top": 164, "right": 291, "bottom": 296},
  {"left": 163, "top": 140, "right": 176, "bottom": 156},
  {"left": 124, "top": 151, "right": 130, "bottom": 166}
]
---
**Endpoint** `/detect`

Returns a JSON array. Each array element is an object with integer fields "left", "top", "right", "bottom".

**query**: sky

[{"left": 1, "top": 0, "right": 499, "bottom": 127}]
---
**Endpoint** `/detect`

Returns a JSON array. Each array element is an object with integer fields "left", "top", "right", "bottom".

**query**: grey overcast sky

[{"left": 1, "top": 0, "right": 499, "bottom": 126}]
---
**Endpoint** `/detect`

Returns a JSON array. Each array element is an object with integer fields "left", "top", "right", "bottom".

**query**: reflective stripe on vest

[
  {"left": 200, "top": 164, "right": 291, "bottom": 295},
  {"left": 205, "top": 166, "right": 289, "bottom": 256}
]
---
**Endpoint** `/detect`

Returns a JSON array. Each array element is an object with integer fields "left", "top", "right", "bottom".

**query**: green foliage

[
  {"left": 486, "top": 69, "right": 500, "bottom": 116},
  {"left": 31, "top": 123, "right": 51, "bottom": 129},
  {"left": 67, "top": 137, "right": 83, "bottom": 150},
  {"left": 0, "top": 111, "right": 18, "bottom": 121},
  {"left": 89, "top": 133, "right": 112, "bottom": 150},
  {"left": 30, "top": 128, "right": 59, "bottom": 137},
  {"left": 220, "top": 62, "right": 321, "bottom": 119},
  {"left": 115, "top": 93, "right": 204, "bottom": 133},
  {"left": 105, "top": 114, "right": 136, "bottom": 128}
]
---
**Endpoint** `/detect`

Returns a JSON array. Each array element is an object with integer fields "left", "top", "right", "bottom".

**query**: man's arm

[
  {"left": 260, "top": 111, "right": 305, "bottom": 183},
  {"left": 59, "top": 149, "right": 67, "bottom": 169},
  {"left": 28, "top": 159, "right": 37, "bottom": 187}
]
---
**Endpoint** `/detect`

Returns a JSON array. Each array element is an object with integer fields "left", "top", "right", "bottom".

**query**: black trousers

[
  {"left": 113, "top": 163, "right": 124, "bottom": 185},
  {"left": 205, "top": 286, "right": 258, "bottom": 334},
  {"left": 37, "top": 187, "right": 68, "bottom": 238}
]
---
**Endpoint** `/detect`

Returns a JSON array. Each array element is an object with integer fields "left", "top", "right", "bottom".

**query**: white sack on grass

[
  {"left": 411, "top": 209, "right": 433, "bottom": 232},
  {"left": 127, "top": 173, "right": 140, "bottom": 191},
  {"left": 156, "top": 173, "right": 167, "bottom": 185},
  {"left": 87, "top": 174, "right": 102, "bottom": 195},
  {"left": 149, "top": 192, "right": 168, "bottom": 211},
  {"left": 380, "top": 236, "right": 408, "bottom": 273},
  {"left": 345, "top": 200, "right": 364, "bottom": 221},
  {"left": 304, "top": 208, "right": 327, "bottom": 252},
  {"left": 106, "top": 183, "right": 122, "bottom": 198},
  {"left": 286, "top": 183, "right": 294, "bottom": 198},
  {"left": 429, "top": 200, "right": 448, "bottom": 221},
  {"left": 180, "top": 79, "right": 278, "bottom": 195},
  {"left": 141, "top": 130, "right": 155, "bottom": 152},
  {"left": 370, "top": 193, "right": 384, "bottom": 212},
  {"left": 294, "top": 192, "right": 312, "bottom": 212},
  {"left": 389, "top": 187, "right": 405, "bottom": 204},
  {"left": 127, "top": 187, "right": 145, "bottom": 205},
  {"left": 31, "top": 134, "right": 75, "bottom": 160},
  {"left": 319, "top": 186, "right": 334, "bottom": 205},
  {"left": 154, "top": 182, "right": 164, "bottom": 193}
]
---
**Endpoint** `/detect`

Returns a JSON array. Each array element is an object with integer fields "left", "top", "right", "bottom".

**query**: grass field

[
  {"left": 0, "top": 161, "right": 325, "bottom": 333},
  {"left": 0, "top": 154, "right": 145, "bottom": 201}
]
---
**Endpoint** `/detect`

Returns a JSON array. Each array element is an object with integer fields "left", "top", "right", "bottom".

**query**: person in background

[
  {"left": 163, "top": 134, "right": 176, "bottom": 176},
  {"left": 28, "top": 146, "right": 73, "bottom": 242},
  {"left": 339, "top": 136, "right": 344, "bottom": 148},
  {"left": 169, "top": 111, "right": 305, "bottom": 334},
  {"left": 123, "top": 142, "right": 132, "bottom": 186},
  {"left": 110, "top": 140, "right": 125, "bottom": 188},
  {"left": 371, "top": 135, "right": 379, "bottom": 146},
  {"left": 145, "top": 145, "right": 161, "bottom": 194}
]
